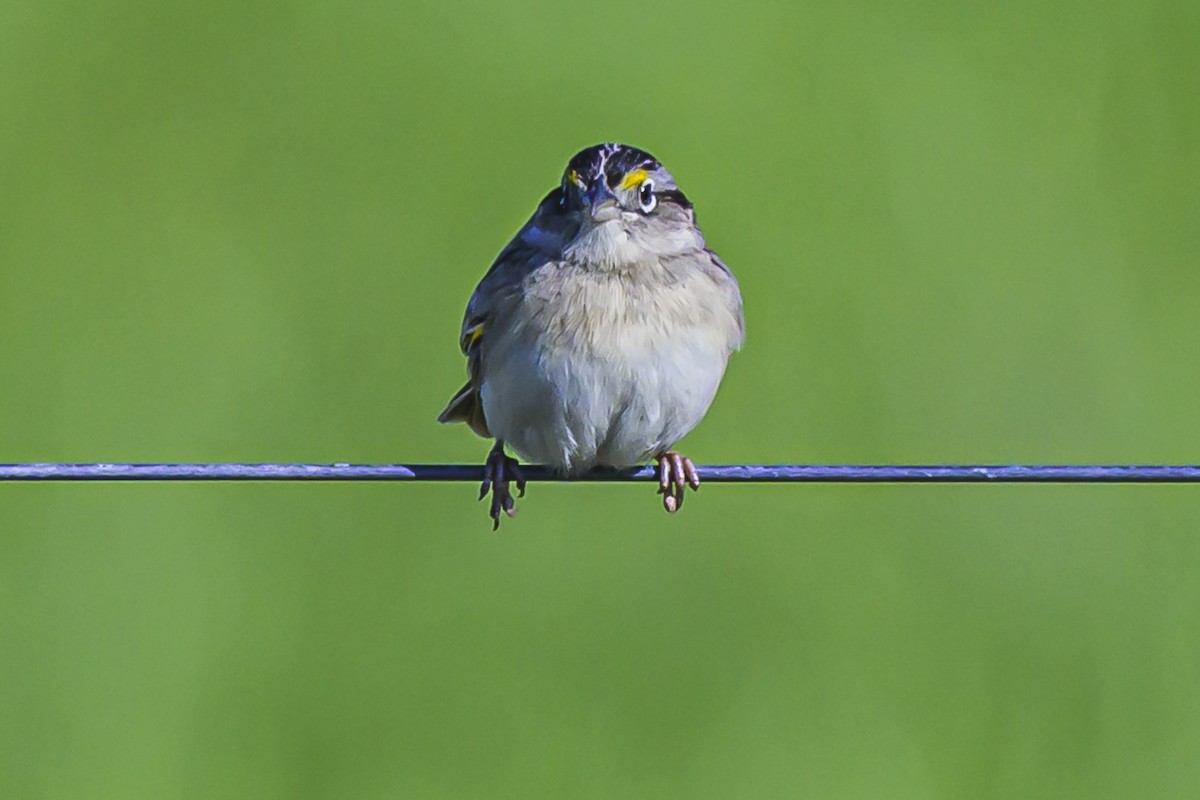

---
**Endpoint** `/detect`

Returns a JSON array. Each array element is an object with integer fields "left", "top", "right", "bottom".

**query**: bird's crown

[{"left": 563, "top": 143, "right": 661, "bottom": 191}]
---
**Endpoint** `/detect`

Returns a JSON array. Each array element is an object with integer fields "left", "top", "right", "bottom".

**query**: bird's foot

[
  {"left": 479, "top": 442, "right": 526, "bottom": 530},
  {"left": 654, "top": 451, "right": 700, "bottom": 513}
]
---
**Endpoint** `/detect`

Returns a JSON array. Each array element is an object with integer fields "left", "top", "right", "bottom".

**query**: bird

[{"left": 438, "top": 143, "right": 744, "bottom": 528}]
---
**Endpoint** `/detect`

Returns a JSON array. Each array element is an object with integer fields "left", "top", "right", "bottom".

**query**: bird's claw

[
  {"left": 480, "top": 444, "right": 526, "bottom": 530},
  {"left": 655, "top": 451, "right": 700, "bottom": 513}
]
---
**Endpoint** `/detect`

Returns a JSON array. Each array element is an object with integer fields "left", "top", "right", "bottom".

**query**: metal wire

[{"left": 0, "top": 463, "right": 1198, "bottom": 482}]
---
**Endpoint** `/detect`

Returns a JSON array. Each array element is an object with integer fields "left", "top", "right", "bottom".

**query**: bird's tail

[{"left": 437, "top": 382, "right": 491, "bottom": 438}]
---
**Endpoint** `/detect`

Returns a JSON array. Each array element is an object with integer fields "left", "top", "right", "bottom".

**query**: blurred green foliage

[{"left": 2, "top": 0, "right": 1198, "bottom": 797}]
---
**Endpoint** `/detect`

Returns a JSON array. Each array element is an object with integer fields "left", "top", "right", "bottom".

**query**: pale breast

[{"left": 479, "top": 253, "right": 742, "bottom": 472}]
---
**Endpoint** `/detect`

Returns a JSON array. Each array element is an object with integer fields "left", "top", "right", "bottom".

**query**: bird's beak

[{"left": 583, "top": 181, "right": 620, "bottom": 222}]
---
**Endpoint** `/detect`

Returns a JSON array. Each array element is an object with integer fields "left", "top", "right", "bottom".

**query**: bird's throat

[{"left": 564, "top": 221, "right": 652, "bottom": 271}]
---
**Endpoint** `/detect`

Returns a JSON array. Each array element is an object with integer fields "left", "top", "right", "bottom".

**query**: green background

[{"left": 2, "top": 0, "right": 1198, "bottom": 797}]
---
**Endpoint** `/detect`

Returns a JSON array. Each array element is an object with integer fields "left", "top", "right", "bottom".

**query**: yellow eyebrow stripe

[{"left": 619, "top": 168, "right": 649, "bottom": 190}]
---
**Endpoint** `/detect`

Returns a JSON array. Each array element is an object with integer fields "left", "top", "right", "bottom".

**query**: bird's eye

[{"left": 638, "top": 180, "right": 657, "bottom": 213}]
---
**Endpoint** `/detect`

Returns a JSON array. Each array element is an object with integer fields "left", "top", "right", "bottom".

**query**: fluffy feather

[{"left": 438, "top": 143, "right": 744, "bottom": 475}]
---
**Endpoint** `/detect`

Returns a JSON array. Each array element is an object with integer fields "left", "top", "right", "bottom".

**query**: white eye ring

[{"left": 638, "top": 180, "right": 657, "bottom": 213}]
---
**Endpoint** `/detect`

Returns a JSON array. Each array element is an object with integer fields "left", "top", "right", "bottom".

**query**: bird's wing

[
  {"left": 437, "top": 188, "right": 571, "bottom": 437},
  {"left": 703, "top": 248, "right": 746, "bottom": 348},
  {"left": 435, "top": 292, "right": 495, "bottom": 437}
]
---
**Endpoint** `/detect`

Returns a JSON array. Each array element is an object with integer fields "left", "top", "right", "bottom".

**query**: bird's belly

[{"left": 481, "top": 319, "right": 729, "bottom": 473}]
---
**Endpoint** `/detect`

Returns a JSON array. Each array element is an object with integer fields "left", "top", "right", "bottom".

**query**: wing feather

[{"left": 437, "top": 187, "right": 573, "bottom": 439}]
